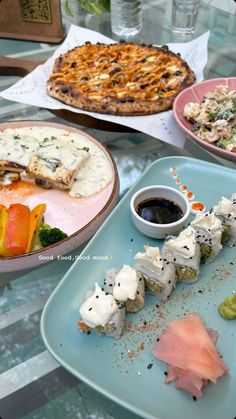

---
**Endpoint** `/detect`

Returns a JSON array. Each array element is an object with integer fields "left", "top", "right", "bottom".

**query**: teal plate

[{"left": 41, "top": 157, "right": 236, "bottom": 419}]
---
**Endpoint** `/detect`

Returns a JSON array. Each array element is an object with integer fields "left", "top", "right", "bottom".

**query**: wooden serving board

[{"left": 0, "top": 56, "right": 135, "bottom": 132}]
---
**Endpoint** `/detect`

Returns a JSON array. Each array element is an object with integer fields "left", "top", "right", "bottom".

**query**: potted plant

[{"left": 65, "top": 0, "right": 110, "bottom": 16}]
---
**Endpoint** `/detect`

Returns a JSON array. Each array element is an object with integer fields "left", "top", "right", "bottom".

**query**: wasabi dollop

[{"left": 218, "top": 295, "right": 236, "bottom": 320}]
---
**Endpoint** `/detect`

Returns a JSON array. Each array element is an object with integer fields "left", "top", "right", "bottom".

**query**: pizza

[{"left": 47, "top": 42, "right": 196, "bottom": 116}]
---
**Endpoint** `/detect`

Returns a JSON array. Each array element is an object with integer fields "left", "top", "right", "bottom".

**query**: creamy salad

[{"left": 183, "top": 85, "right": 236, "bottom": 152}]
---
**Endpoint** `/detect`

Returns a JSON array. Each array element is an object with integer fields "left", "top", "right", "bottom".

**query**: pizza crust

[{"left": 47, "top": 42, "right": 196, "bottom": 116}]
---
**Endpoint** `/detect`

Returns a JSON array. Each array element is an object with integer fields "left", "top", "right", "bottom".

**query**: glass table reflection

[{"left": 0, "top": 1, "right": 235, "bottom": 418}]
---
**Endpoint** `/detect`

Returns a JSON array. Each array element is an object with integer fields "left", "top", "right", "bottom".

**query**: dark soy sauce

[{"left": 136, "top": 197, "right": 183, "bottom": 224}]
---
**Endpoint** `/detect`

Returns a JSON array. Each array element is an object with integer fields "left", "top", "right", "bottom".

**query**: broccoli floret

[
  {"left": 216, "top": 137, "right": 231, "bottom": 150},
  {"left": 38, "top": 223, "right": 68, "bottom": 247}
]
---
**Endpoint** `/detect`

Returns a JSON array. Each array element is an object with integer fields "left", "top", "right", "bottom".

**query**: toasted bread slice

[{"left": 0, "top": 160, "right": 26, "bottom": 173}]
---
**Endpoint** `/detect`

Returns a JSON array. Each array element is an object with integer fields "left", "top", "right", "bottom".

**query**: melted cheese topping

[
  {"left": 0, "top": 132, "right": 38, "bottom": 167},
  {"left": 79, "top": 283, "right": 118, "bottom": 328},
  {"left": 165, "top": 226, "right": 197, "bottom": 258},
  {"left": 48, "top": 43, "right": 192, "bottom": 102},
  {"left": 191, "top": 212, "right": 222, "bottom": 232},
  {"left": 135, "top": 246, "right": 163, "bottom": 273},
  {"left": 113, "top": 265, "right": 138, "bottom": 302},
  {"left": 214, "top": 197, "right": 236, "bottom": 221},
  {"left": 3, "top": 127, "right": 113, "bottom": 197}
]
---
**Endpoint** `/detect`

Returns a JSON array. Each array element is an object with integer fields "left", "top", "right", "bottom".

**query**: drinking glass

[
  {"left": 172, "top": 0, "right": 201, "bottom": 34},
  {"left": 110, "top": 0, "right": 143, "bottom": 37}
]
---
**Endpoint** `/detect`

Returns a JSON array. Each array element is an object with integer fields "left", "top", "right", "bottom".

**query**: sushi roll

[
  {"left": 78, "top": 283, "right": 125, "bottom": 339},
  {"left": 104, "top": 265, "right": 145, "bottom": 313},
  {"left": 191, "top": 211, "right": 223, "bottom": 263},
  {"left": 162, "top": 226, "right": 201, "bottom": 283},
  {"left": 214, "top": 196, "right": 236, "bottom": 246},
  {"left": 134, "top": 245, "right": 176, "bottom": 300}
]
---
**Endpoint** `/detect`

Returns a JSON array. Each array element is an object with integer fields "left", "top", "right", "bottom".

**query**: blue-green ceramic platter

[{"left": 41, "top": 157, "right": 236, "bottom": 419}]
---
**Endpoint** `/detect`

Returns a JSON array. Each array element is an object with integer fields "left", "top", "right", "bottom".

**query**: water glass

[
  {"left": 172, "top": 0, "right": 201, "bottom": 34},
  {"left": 110, "top": 0, "right": 143, "bottom": 38}
]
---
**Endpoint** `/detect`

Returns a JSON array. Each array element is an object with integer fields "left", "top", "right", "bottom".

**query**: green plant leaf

[{"left": 65, "top": 0, "right": 74, "bottom": 17}]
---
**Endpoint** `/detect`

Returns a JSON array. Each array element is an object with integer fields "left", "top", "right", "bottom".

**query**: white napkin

[{"left": 0, "top": 26, "right": 210, "bottom": 149}]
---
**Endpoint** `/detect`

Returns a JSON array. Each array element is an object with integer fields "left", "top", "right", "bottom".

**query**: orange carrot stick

[
  {"left": 5, "top": 204, "right": 30, "bottom": 255},
  {"left": 26, "top": 203, "right": 46, "bottom": 253},
  {"left": 0, "top": 207, "right": 11, "bottom": 257}
]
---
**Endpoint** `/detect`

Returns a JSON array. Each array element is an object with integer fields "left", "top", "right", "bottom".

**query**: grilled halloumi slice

[
  {"left": 0, "top": 130, "right": 91, "bottom": 191},
  {"left": 0, "top": 132, "right": 38, "bottom": 175},
  {"left": 26, "top": 148, "right": 90, "bottom": 190},
  {"left": 0, "top": 171, "right": 21, "bottom": 186}
]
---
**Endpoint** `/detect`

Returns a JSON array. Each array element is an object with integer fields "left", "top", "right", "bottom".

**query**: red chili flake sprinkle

[
  {"left": 180, "top": 185, "right": 187, "bottom": 191},
  {"left": 176, "top": 178, "right": 181, "bottom": 184},
  {"left": 191, "top": 202, "right": 205, "bottom": 211}
]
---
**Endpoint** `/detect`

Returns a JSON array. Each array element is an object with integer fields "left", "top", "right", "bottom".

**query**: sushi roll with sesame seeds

[
  {"left": 162, "top": 226, "right": 201, "bottom": 283},
  {"left": 134, "top": 245, "right": 176, "bottom": 301},
  {"left": 104, "top": 265, "right": 145, "bottom": 313},
  {"left": 190, "top": 211, "right": 223, "bottom": 263},
  {"left": 78, "top": 283, "right": 125, "bottom": 339},
  {"left": 214, "top": 196, "right": 236, "bottom": 246}
]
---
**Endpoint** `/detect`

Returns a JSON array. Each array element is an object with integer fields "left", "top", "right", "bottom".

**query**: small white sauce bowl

[{"left": 130, "top": 185, "right": 190, "bottom": 239}]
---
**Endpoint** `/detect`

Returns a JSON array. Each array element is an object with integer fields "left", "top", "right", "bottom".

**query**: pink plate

[
  {"left": 0, "top": 121, "right": 119, "bottom": 272},
  {"left": 173, "top": 77, "right": 236, "bottom": 162}
]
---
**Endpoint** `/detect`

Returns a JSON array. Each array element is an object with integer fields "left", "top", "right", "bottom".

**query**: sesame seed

[
  {"left": 88, "top": 307, "right": 92, "bottom": 311},
  {"left": 147, "top": 363, "right": 153, "bottom": 369}
]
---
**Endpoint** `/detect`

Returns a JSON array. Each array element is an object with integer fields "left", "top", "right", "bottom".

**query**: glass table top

[{"left": 0, "top": 1, "right": 235, "bottom": 418}]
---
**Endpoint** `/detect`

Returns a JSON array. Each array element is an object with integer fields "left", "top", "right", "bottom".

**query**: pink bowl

[{"left": 173, "top": 77, "right": 236, "bottom": 163}]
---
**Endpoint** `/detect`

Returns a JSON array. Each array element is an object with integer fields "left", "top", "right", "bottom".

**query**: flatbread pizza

[{"left": 47, "top": 42, "right": 196, "bottom": 116}]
